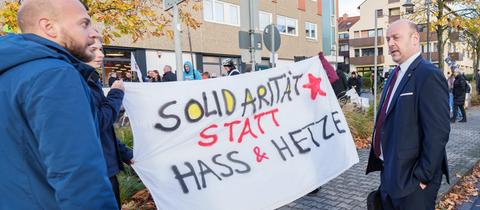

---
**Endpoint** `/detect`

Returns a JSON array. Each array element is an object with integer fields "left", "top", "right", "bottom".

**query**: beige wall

[{"left": 109, "top": 0, "right": 324, "bottom": 60}]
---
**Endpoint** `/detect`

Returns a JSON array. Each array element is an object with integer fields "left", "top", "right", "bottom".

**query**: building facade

[
  {"left": 337, "top": 14, "right": 360, "bottom": 73},
  {"left": 100, "top": 0, "right": 339, "bottom": 83},
  {"left": 347, "top": 0, "right": 474, "bottom": 79}
]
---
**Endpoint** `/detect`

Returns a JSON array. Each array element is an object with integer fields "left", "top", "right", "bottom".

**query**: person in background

[
  {"left": 150, "top": 70, "right": 162, "bottom": 82},
  {"left": 347, "top": 71, "right": 362, "bottom": 96},
  {"left": 145, "top": 70, "right": 154, "bottom": 82},
  {"left": 202, "top": 71, "right": 211, "bottom": 80},
  {"left": 162, "top": 65, "right": 177, "bottom": 82},
  {"left": 222, "top": 58, "right": 240, "bottom": 76},
  {"left": 476, "top": 70, "right": 480, "bottom": 94},
  {"left": 183, "top": 61, "right": 201, "bottom": 80},
  {"left": 452, "top": 70, "right": 468, "bottom": 123},
  {"left": 0, "top": 0, "right": 118, "bottom": 208},
  {"left": 86, "top": 37, "right": 134, "bottom": 208},
  {"left": 447, "top": 71, "right": 455, "bottom": 114}
]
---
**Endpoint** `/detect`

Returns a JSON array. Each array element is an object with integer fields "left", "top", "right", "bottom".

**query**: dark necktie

[{"left": 374, "top": 66, "right": 400, "bottom": 158}]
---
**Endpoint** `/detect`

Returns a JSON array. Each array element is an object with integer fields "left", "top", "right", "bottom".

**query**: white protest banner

[{"left": 123, "top": 56, "right": 359, "bottom": 210}]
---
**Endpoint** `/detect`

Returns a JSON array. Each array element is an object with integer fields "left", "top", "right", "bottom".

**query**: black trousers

[
  {"left": 109, "top": 176, "right": 121, "bottom": 209},
  {"left": 380, "top": 173, "right": 442, "bottom": 210},
  {"left": 453, "top": 104, "right": 466, "bottom": 120}
]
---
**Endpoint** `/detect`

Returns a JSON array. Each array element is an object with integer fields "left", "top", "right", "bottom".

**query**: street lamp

[{"left": 403, "top": 0, "right": 432, "bottom": 62}]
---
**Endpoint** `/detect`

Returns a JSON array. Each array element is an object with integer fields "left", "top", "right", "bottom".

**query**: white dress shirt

[{"left": 380, "top": 51, "right": 421, "bottom": 160}]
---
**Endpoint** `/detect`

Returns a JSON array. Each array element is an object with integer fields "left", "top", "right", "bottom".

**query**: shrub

[
  {"left": 118, "top": 166, "right": 145, "bottom": 204},
  {"left": 343, "top": 106, "right": 374, "bottom": 149}
]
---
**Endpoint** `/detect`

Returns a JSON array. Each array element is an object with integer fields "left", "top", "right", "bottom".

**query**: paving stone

[{"left": 279, "top": 107, "right": 480, "bottom": 210}]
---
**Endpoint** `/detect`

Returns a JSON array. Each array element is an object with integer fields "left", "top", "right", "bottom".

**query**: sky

[{"left": 338, "top": 0, "right": 363, "bottom": 17}]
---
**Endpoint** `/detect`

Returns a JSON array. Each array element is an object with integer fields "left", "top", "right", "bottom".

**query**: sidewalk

[{"left": 280, "top": 106, "right": 480, "bottom": 210}]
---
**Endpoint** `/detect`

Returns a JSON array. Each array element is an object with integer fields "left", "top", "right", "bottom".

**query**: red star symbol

[{"left": 302, "top": 73, "right": 326, "bottom": 100}]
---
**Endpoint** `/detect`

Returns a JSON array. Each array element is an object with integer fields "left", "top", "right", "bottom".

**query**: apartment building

[
  {"left": 347, "top": 0, "right": 474, "bottom": 78},
  {"left": 101, "top": 0, "right": 339, "bottom": 82},
  {"left": 337, "top": 14, "right": 360, "bottom": 73}
]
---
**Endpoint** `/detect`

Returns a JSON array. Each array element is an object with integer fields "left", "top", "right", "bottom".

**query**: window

[
  {"left": 305, "top": 22, "right": 317, "bottom": 39},
  {"left": 354, "top": 31, "right": 360, "bottom": 38},
  {"left": 361, "top": 47, "right": 383, "bottom": 56},
  {"left": 340, "top": 44, "right": 349, "bottom": 52},
  {"left": 259, "top": 11, "right": 272, "bottom": 30},
  {"left": 339, "top": 33, "right": 349, "bottom": 39},
  {"left": 277, "top": 15, "right": 298, "bottom": 36},
  {"left": 355, "top": 49, "right": 360, "bottom": 57},
  {"left": 227, "top": 4, "right": 239, "bottom": 25},
  {"left": 214, "top": 1, "right": 224, "bottom": 22},
  {"left": 365, "top": 29, "right": 383, "bottom": 37},
  {"left": 376, "top": 9, "right": 383, "bottom": 17},
  {"left": 389, "top": 8, "right": 400, "bottom": 16},
  {"left": 417, "top": 24, "right": 427, "bottom": 32},
  {"left": 203, "top": 0, "right": 240, "bottom": 26}
]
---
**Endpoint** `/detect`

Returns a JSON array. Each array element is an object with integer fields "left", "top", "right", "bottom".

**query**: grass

[{"left": 117, "top": 166, "right": 145, "bottom": 204}]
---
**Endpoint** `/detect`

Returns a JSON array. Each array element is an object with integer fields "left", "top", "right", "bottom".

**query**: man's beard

[{"left": 61, "top": 30, "right": 94, "bottom": 62}]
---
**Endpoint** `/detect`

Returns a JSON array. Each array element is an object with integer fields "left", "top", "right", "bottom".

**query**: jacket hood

[
  {"left": 183, "top": 61, "right": 194, "bottom": 76},
  {"left": 0, "top": 33, "right": 93, "bottom": 77}
]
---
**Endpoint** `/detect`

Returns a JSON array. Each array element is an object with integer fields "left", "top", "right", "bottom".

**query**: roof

[
  {"left": 357, "top": 0, "right": 367, "bottom": 9},
  {"left": 338, "top": 16, "right": 360, "bottom": 32}
]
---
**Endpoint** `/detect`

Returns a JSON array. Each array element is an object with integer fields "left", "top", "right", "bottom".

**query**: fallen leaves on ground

[
  {"left": 122, "top": 189, "right": 155, "bottom": 210},
  {"left": 436, "top": 161, "right": 480, "bottom": 210}
]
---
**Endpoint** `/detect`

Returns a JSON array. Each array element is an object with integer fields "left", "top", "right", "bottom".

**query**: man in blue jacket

[
  {"left": 183, "top": 61, "right": 202, "bottom": 80},
  {"left": 0, "top": 0, "right": 117, "bottom": 209}
]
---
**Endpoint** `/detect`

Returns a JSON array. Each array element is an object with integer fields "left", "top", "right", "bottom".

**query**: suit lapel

[
  {"left": 385, "top": 55, "right": 423, "bottom": 117},
  {"left": 375, "top": 70, "right": 396, "bottom": 123}
]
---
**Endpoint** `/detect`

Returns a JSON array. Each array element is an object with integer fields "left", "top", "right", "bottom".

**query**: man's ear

[
  {"left": 412, "top": 32, "right": 420, "bottom": 43},
  {"left": 38, "top": 18, "right": 58, "bottom": 38}
]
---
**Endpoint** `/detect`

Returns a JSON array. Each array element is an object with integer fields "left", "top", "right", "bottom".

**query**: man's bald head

[
  {"left": 18, "top": 0, "right": 57, "bottom": 33},
  {"left": 386, "top": 19, "right": 420, "bottom": 64},
  {"left": 17, "top": 0, "right": 98, "bottom": 62},
  {"left": 389, "top": 19, "right": 418, "bottom": 34}
]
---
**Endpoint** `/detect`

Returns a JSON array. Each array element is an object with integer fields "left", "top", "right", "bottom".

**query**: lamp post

[{"left": 403, "top": 0, "right": 432, "bottom": 62}]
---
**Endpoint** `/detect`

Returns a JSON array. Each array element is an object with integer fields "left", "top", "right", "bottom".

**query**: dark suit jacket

[{"left": 366, "top": 55, "right": 450, "bottom": 199}]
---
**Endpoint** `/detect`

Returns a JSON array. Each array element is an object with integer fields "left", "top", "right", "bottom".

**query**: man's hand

[
  {"left": 420, "top": 182, "right": 427, "bottom": 190},
  {"left": 111, "top": 80, "right": 125, "bottom": 92}
]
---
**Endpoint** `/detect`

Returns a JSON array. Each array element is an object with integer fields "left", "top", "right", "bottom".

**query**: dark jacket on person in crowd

[
  {"left": 453, "top": 74, "right": 467, "bottom": 105},
  {"left": 86, "top": 72, "right": 133, "bottom": 177},
  {"left": 332, "top": 69, "right": 349, "bottom": 98},
  {"left": 348, "top": 75, "right": 362, "bottom": 94},
  {"left": 0, "top": 34, "right": 117, "bottom": 209},
  {"left": 163, "top": 71, "right": 177, "bottom": 82}
]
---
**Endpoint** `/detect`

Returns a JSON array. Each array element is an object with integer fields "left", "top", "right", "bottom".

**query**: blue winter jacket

[
  {"left": 0, "top": 34, "right": 118, "bottom": 209},
  {"left": 183, "top": 61, "right": 201, "bottom": 80},
  {"left": 86, "top": 72, "right": 133, "bottom": 177}
]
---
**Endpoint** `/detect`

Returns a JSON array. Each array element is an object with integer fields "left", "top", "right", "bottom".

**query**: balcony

[
  {"left": 349, "top": 37, "right": 384, "bottom": 47},
  {"left": 389, "top": 15, "right": 400, "bottom": 23},
  {"left": 449, "top": 52, "right": 463, "bottom": 61},
  {"left": 419, "top": 32, "right": 438, "bottom": 42},
  {"left": 421, "top": 52, "right": 439, "bottom": 62},
  {"left": 350, "top": 55, "right": 384, "bottom": 65},
  {"left": 388, "top": 0, "right": 400, "bottom": 3}
]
